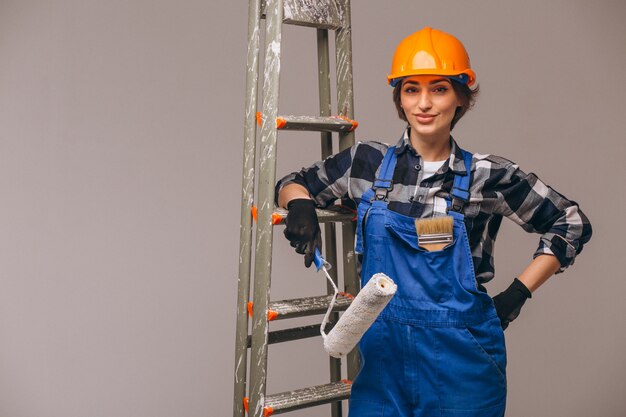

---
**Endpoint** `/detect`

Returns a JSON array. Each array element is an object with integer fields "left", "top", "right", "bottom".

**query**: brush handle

[
  {"left": 313, "top": 248, "right": 331, "bottom": 271},
  {"left": 420, "top": 242, "right": 449, "bottom": 252}
]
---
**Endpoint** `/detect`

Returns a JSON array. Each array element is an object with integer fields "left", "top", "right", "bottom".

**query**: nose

[{"left": 418, "top": 90, "right": 432, "bottom": 111}]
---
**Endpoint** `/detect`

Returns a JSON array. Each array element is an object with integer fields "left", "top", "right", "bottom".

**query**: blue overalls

[{"left": 349, "top": 146, "right": 507, "bottom": 417}]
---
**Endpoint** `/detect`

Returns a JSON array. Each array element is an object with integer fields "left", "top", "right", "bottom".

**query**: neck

[{"left": 409, "top": 128, "right": 451, "bottom": 161}]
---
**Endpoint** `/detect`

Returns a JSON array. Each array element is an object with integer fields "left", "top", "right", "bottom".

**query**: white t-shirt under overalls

[{"left": 420, "top": 159, "right": 447, "bottom": 215}]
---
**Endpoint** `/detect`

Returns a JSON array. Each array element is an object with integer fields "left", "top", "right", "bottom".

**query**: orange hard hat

[{"left": 388, "top": 27, "right": 476, "bottom": 87}]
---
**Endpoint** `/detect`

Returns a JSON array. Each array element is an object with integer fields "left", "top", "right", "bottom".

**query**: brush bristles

[{"left": 414, "top": 216, "right": 454, "bottom": 236}]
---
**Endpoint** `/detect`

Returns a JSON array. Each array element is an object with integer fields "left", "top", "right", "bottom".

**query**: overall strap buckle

[
  {"left": 448, "top": 196, "right": 466, "bottom": 214},
  {"left": 373, "top": 180, "right": 393, "bottom": 201},
  {"left": 370, "top": 146, "right": 397, "bottom": 202},
  {"left": 446, "top": 148, "right": 473, "bottom": 214}
]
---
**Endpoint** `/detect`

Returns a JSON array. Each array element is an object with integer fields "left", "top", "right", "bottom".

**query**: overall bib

[{"left": 349, "top": 147, "right": 507, "bottom": 417}]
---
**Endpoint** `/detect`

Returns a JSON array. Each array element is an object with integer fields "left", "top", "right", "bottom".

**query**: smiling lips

[{"left": 415, "top": 113, "right": 437, "bottom": 124}]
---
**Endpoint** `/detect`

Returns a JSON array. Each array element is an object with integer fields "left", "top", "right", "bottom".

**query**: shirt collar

[{"left": 393, "top": 127, "right": 469, "bottom": 176}]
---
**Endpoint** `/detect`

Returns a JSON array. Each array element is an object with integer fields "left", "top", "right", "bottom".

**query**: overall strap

[
  {"left": 372, "top": 146, "right": 397, "bottom": 201},
  {"left": 447, "top": 148, "right": 473, "bottom": 214},
  {"left": 360, "top": 146, "right": 397, "bottom": 203},
  {"left": 356, "top": 145, "right": 397, "bottom": 254}
]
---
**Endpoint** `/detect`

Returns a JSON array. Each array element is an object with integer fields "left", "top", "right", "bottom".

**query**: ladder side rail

[
  {"left": 316, "top": 27, "right": 343, "bottom": 417},
  {"left": 335, "top": 0, "right": 360, "bottom": 382},
  {"left": 248, "top": 0, "right": 283, "bottom": 416},
  {"left": 335, "top": 0, "right": 355, "bottom": 132},
  {"left": 234, "top": 1, "right": 264, "bottom": 416}
]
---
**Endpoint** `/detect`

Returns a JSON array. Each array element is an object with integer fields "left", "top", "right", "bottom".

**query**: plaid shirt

[{"left": 276, "top": 129, "right": 592, "bottom": 287}]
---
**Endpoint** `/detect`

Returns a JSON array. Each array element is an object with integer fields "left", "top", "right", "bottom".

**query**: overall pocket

[
  {"left": 464, "top": 315, "right": 507, "bottom": 379},
  {"left": 435, "top": 322, "right": 507, "bottom": 411},
  {"left": 383, "top": 217, "right": 455, "bottom": 304}
]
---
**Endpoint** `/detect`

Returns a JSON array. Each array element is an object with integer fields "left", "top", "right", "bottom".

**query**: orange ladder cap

[
  {"left": 267, "top": 310, "right": 278, "bottom": 321},
  {"left": 341, "top": 379, "right": 353, "bottom": 385},
  {"left": 276, "top": 117, "right": 287, "bottom": 129},
  {"left": 256, "top": 112, "right": 262, "bottom": 127},
  {"left": 334, "top": 115, "right": 358, "bottom": 132},
  {"left": 251, "top": 205, "right": 282, "bottom": 225},
  {"left": 242, "top": 397, "right": 273, "bottom": 417},
  {"left": 246, "top": 302, "right": 278, "bottom": 321},
  {"left": 338, "top": 291, "right": 354, "bottom": 298}
]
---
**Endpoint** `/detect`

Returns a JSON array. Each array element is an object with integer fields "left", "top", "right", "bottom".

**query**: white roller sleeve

[{"left": 323, "top": 273, "right": 397, "bottom": 358}]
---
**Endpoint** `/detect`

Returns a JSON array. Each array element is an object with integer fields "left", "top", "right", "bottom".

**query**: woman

[{"left": 275, "top": 27, "right": 592, "bottom": 417}]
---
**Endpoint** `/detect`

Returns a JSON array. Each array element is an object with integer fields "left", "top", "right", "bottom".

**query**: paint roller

[{"left": 314, "top": 249, "right": 397, "bottom": 359}]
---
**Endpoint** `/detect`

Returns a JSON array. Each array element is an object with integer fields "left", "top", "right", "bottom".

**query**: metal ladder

[{"left": 233, "top": 1, "right": 359, "bottom": 416}]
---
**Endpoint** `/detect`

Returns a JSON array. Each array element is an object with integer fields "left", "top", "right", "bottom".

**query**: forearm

[
  {"left": 493, "top": 254, "right": 560, "bottom": 329},
  {"left": 277, "top": 183, "right": 312, "bottom": 208},
  {"left": 517, "top": 254, "right": 562, "bottom": 293}
]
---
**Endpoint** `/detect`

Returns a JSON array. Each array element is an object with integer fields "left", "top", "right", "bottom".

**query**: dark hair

[{"left": 392, "top": 80, "right": 479, "bottom": 130}]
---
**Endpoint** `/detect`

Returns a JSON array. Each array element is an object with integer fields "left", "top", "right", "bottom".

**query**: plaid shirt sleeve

[
  {"left": 481, "top": 155, "right": 592, "bottom": 273},
  {"left": 274, "top": 143, "right": 360, "bottom": 208}
]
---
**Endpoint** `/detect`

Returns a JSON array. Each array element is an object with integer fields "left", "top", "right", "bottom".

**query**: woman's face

[{"left": 400, "top": 75, "right": 461, "bottom": 141}]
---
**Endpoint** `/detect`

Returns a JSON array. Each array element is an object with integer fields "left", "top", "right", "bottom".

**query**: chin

[{"left": 412, "top": 125, "right": 441, "bottom": 137}]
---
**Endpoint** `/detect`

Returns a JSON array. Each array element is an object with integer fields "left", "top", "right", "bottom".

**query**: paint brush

[{"left": 414, "top": 216, "right": 454, "bottom": 251}]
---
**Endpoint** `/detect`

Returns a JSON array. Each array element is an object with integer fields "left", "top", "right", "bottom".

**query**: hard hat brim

[{"left": 388, "top": 69, "right": 476, "bottom": 87}]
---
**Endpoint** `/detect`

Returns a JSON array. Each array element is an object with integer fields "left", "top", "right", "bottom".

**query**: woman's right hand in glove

[{"left": 284, "top": 199, "right": 321, "bottom": 268}]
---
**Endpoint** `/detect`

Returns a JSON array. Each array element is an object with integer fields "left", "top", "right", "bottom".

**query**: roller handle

[{"left": 313, "top": 248, "right": 331, "bottom": 271}]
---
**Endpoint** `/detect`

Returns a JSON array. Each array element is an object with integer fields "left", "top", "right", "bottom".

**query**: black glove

[
  {"left": 284, "top": 199, "right": 322, "bottom": 268},
  {"left": 492, "top": 278, "right": 532, "bottom": 330}
]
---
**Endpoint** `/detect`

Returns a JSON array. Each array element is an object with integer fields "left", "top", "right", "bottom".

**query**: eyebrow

[{"left": 403, "top": 78, "right": 451, "bottom": 86}]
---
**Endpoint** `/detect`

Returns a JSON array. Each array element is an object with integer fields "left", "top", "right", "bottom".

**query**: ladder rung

[
  {"left": 244, "top": 381, "right": 352, "bottom": 416},
  {"left": 248, "top": 293, "right": 354, "bottom": 321},
  {"left": 252, "top": 205, "right": 356, "bottom": 226},
  {"left": 269, "top": 293, "right": 353, "bottom": 320},
  {"left": 267, "top": 380, "right": 352, "bottom": 415},
  {"left": 247, "top": 323, "right": 334, "bottom": 348},
  {"left": 277, "top": 206, "right": 356, "bottom": 225},
  {"left": 261, "top": 0, "right": 344, "bottom": 30},
  {"left": 276, "top": 115, "right": 357, "bottom": 132}
]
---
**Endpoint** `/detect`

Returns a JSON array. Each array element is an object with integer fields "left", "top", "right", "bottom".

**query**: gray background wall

[{"left": 0, "top": 1, "right": 623, "bottom": 416}]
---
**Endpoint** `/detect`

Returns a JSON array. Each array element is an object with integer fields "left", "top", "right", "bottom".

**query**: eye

[
  {"left": 403, "top": 86, "right": 418, "bottom": 93},
  {"left": 433, "top": 86, "right": 449, "bottom": 94}
]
